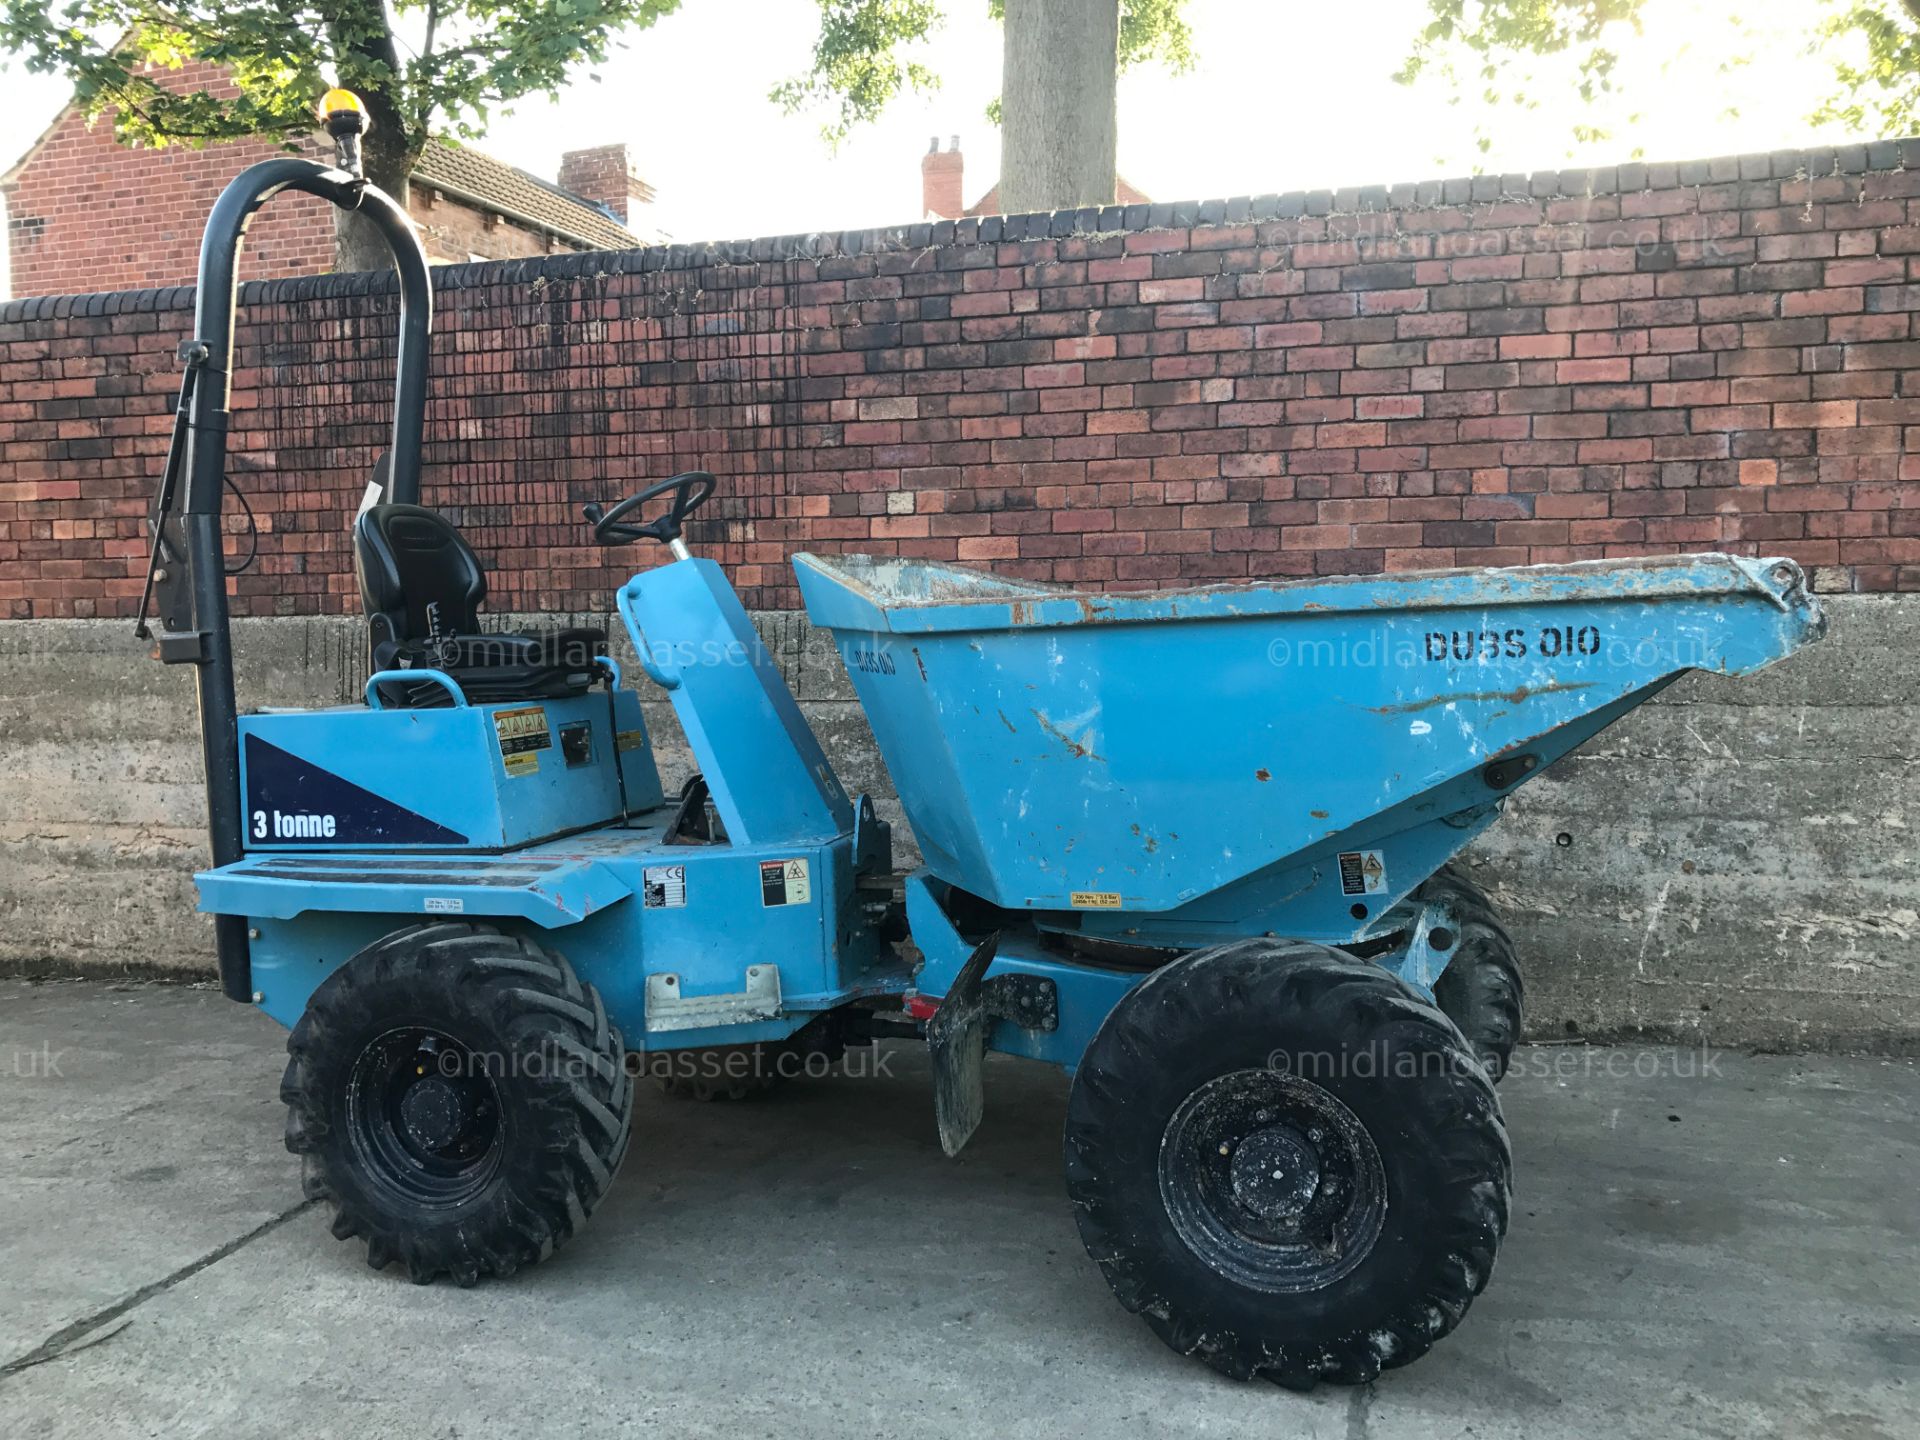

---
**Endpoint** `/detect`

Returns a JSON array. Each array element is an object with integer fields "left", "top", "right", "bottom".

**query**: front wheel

[
  {"left": 282, "top": 923, "right": 633, "bottom": 1285},
  {"left": 1422, "top": 865, "right": 1525, "bottom": 1082},
  {"left": 1064, "top": 939, "right": 1511, "bottom": 1389}
]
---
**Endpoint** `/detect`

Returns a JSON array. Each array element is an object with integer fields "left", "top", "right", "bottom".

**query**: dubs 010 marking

[{"left": 1424, "top": 624, "right": 1604, "bottom": 664}]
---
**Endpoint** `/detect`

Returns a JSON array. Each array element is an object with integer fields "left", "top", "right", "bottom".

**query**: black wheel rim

[
  {"left": 1158, "top": 1068, "right": 1387, "bottom": 1294},
  {"left": 346, "top": 1027, "right": 503, "bottom": 1208}
]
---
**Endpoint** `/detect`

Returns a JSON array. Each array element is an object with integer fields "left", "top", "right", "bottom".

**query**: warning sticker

[
  {"left": 616, "top": 729, "right": 648, "bottom": 753},
  {"left": 643, "top": 865, "right": 687, "bottom": 909},
  {"left": 1338, "top": 850, "right": 1388, "bottom": 896},
  {"left": 494, "top": 706, "right": 552, "bottom": 758},
  {"left": 760, "top": 858, "right": 811, "bottom": 907},
  {"left": 503, "top": 751, "right": 539, "bottom": 778},
  {"left": 1071, "top": 891, "right": 1123, "bottom": 909}
]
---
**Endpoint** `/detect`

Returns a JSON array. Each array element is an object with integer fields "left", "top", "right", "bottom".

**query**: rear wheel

[
  {"left": 1422, "top": 866, "right": 1525, "bottom": 1082},
  {"left": 1065, "top": 939, "right": 1510, "bottom": 1389},
  {"left": 282, "top": 923, "right": 632, "bottom": 1285}
]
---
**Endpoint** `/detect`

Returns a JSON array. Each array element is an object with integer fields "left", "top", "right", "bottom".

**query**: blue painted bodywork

[
  {"left": 197, "top": 548, "right": 1825, "bottom": 1091},
  {"left": 904, "top": 872, "right": 1137, "bottom": 1072},
  {"left": 362, "top": 668, "right": 466, "bottom": 709},
  {"left": 794, "top": 551, "right": 1825, "bottom": 956},
  {"left": 237, "top": 687, "right": 660, "bottom": 852},
  {"left": 236, "top": 821, "right": 904, "bottom": 1045},
  {"left": 202, "top": 555, "right": 898, "bottom": 1048},
  {"left": 617, "top": 559, "right": 853, "bottom": 845}
]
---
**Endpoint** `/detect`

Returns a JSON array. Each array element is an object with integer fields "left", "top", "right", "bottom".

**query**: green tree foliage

[
  {"left": 1399, "top": 0, "right": 1920, "bottom": 152},
  {"left": 1812, "top": 1, "right": 1920, "bottom": 135},
  {"left": 773, "top": 0, "right": 1193, "bottom": 144},
  {"left": 770, "top": 0, "right": 945, "bottom": 143},
  {"left": 1, "top": 0, "right": 1193, "bottom": 258},
  {"left": 0, "top": 0, "right": 685, "bottom": 185}
]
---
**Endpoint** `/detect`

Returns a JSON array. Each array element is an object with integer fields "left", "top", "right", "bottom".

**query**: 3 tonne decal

[{"left": 242, "top": 735, "right": 469, "bottom": 847}]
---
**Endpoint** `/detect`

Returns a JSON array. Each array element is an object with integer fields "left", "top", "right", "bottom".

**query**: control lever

[{"left": 133, "top": 340, "right": 209, "bottom": 641}]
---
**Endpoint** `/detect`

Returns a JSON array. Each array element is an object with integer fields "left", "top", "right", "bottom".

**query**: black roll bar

[
  {"left": 191, "top": 158, "right": 432, "bottom": 509},
  {"left": 142, "top": 151, "right": 432, "bottom": 1001}
]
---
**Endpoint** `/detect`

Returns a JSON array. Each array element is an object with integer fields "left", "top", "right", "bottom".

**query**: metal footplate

[{"left": 644, "top": 966, "right": 783, "bottom": 1033}]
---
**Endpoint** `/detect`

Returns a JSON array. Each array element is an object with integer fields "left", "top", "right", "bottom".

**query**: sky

[{"left": 0, "top": 0, "right": 1868, "bottom": 257}]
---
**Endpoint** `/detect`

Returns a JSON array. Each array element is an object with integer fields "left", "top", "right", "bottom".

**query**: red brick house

[
  {"left": 919, "top": 135, "right": 1148, "bottom": 219},
  {"left": 1, "top": 59, "right": 661, "bottom": 299}
]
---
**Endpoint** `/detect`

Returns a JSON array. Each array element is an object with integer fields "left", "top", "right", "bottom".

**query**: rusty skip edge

[{"left": 806, "top": 552, "right": 1822, "bottom": 637}]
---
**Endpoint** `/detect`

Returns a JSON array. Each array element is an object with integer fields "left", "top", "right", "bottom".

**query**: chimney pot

[
  {"left": 919, "top": 137, "right": 965, "bottom": 220},
  {"left": 557, "top": 143, "right": 655, "bottom": 229}
]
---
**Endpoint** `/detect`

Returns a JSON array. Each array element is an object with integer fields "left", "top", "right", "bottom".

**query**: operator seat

[{"left": 354, "top": 503, "right": 606, "bottom": 708}]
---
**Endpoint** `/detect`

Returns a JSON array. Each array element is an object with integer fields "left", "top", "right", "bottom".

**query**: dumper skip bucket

[{"left": 796, "top": 552, "right": 1825, "bottom": 920}]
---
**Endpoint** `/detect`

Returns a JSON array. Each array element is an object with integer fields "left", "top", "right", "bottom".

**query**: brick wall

[
  {"left": 409, "top": 186, "right": 568, "bottom": 265},
  {"left": 2, "top": 60, "right": 588, "bottom": 297},
  {"left": 3, "top": 61, "right": 336, "bottom": 297},
  {"left": 5, "top": 139, "right": 1920, "bottom": 619}
]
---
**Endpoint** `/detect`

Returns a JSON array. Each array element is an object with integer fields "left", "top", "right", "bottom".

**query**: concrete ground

[{"left": 1, "top": 979, "right": 1915, "bottom": 1440}]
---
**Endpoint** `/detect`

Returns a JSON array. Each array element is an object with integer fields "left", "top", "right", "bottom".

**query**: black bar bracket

[
  {"left": 1482, "top": 752, "right": 1541, "bottom": 790},
  {"left": 151, "top": 631, "right": 210, "bottom": 665}
]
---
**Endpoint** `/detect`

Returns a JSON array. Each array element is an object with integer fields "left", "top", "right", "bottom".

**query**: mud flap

[{"left": 925, "top": 934, "right": 998, "bottom": 1158}]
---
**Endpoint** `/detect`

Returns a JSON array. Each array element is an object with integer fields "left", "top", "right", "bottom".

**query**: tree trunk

[
  {"left": 333, "top": 117, "right": 415, "bottom": 273},
  {"left": 324, "top": 0, "right": 419, "bottom": 275},
  {"left": 997, "top": 0, "right": 1119, "bottom": 215}
]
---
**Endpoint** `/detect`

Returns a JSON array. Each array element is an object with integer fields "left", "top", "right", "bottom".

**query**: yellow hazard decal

[{"left": 494, "top": 705, "right": 551, "bottom": 753}]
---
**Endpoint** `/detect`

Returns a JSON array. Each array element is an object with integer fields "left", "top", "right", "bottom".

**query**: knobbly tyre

[{"left": 138, "top": 90, "right": 1827, "bottom": 1390}]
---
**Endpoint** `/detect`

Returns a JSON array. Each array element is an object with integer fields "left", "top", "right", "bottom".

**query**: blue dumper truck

[{"left": 135, "top": 93, "right": 1827, "bottom": 1389}]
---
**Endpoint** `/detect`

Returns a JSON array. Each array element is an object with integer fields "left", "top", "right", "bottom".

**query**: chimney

[
  {"left": 557, "top": 143, "right": 656, "bottom": 226},
  {"left": 921, "top": 135, "right": 964, "bottom": 221}
]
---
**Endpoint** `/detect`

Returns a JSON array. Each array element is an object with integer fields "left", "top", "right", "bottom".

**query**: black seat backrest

[{"left": 355, "top": 504, "right": 487, "bottom": 651}]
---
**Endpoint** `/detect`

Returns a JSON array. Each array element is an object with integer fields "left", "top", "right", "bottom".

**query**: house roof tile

[{"left": 412, "top": 143, "right": 637, "bottom": 251}]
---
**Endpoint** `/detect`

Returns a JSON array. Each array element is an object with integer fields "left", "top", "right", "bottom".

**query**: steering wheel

[{"left": 583, "top": 471, "right": 715, "bottom": 547}]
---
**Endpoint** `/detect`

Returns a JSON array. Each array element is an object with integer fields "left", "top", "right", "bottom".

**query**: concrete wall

[{"left": 2, "top": 596, "right": 1912, "bottom": 1051}]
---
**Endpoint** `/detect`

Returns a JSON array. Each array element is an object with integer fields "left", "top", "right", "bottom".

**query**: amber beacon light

[{"left": 317, "top": 87, "right": 368, "bottom": 176}]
